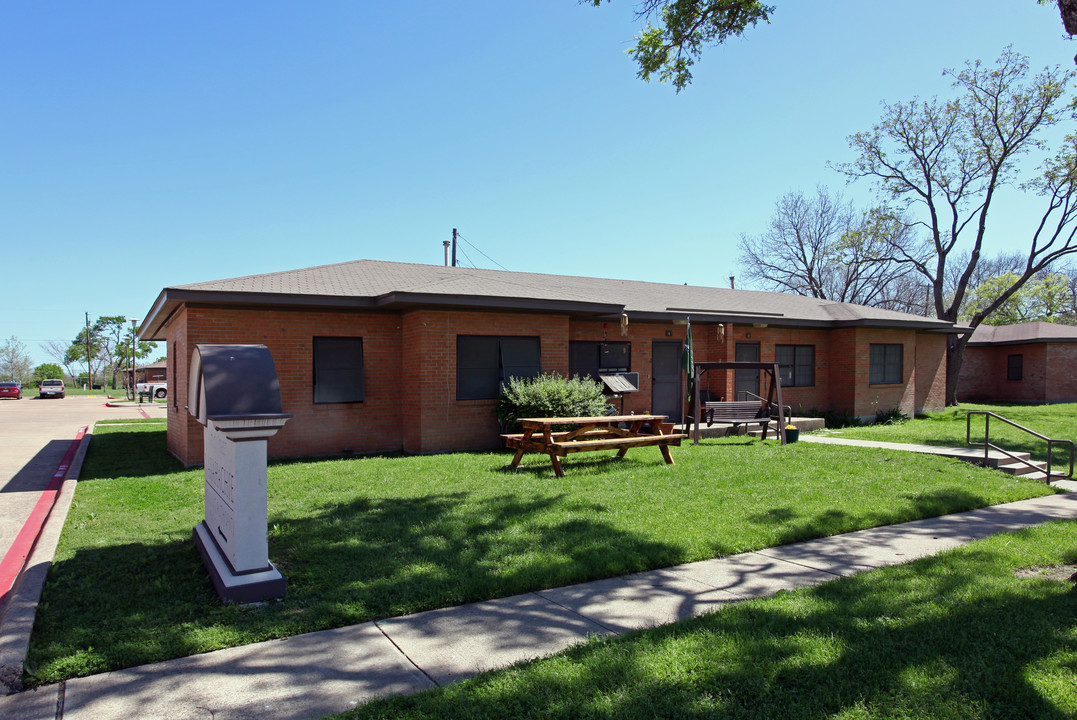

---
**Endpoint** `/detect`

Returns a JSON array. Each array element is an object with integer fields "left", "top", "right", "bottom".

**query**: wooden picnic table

[{"left": 503, "top": 414, "right": 688, "bottom": 478}]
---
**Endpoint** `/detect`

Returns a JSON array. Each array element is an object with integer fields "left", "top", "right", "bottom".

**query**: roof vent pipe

[
  {"left": 729, "top": 276, "right": 735, "bottom": 289},
  {"left": 443, "top": 240, "right": 451, "bottom": 267}
]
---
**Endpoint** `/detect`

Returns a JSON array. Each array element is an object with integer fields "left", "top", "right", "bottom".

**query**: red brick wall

[
  {"left": 825, "top": 328, "right": 857, "bottom": 416},
  {"left": 567, "top": 319, "right": 705, "bottom": 415},
  {"left": 1046, "top": 343, "right": 1077, "bottom": 402},
  {"left": 1020, "top": 345, "right": 1048, "bottom": 402},
  {"left": 166, "top": 307, "right": 190, "bottom": 464},
  {"left": 676, "top": 324, "right": 944, "bottom": 419},
  {"left": 957, "top": 345, "right": 995, "bottom": 402},
  {"left": 171, "top": 305, "right": 405, "bottom": 465},
  {"left": 849, "top": 328, "right": 917, "bottom": 418},
  {"left": 163, "top": 303, "right": 952, "bottom": 464},
  {"left": 400, "top": 309, "right": 569, "bottom": 453},
  {"left": 914, "top": 332, "right": 947, "bottom": 413},
  {"left": 959, "top": 343, "right": 1064, "bottom": 403},
  {"left": 749, "top": 326, "right": 832, "bottom": 413}
]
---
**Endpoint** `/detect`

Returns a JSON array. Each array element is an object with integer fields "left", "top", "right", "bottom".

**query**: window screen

[
  {"left": 457, "top": 336, "right": 540, "bottom": 400},
  {"left": 775, "top": 345, "right": 815, "bottom": 387},
  {"left": 569, "top": 341, "right": 630, "bottom": 379},
  {"left": 314, "top": 337, "right": 365, "bottom": 403},
  {"left": 869, "top": 344, "right": 903, "bottom": 385}
]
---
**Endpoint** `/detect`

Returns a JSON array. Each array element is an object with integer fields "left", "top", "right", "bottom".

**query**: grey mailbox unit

[{"left": 189, "top": 344, "right": 293, "bottom": 603}]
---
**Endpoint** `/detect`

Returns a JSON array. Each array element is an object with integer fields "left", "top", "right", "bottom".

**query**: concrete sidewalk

[
  {"left": 800, "top": 434, "right": 1077, "bottom": 491},
  {"left": 3, "top": 490, "right": 1075, "bottom": 720}
]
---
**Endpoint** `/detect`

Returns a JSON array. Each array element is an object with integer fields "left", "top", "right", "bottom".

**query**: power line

[{"left": 455, "top": 233, "right": 509, "bottom": 271}]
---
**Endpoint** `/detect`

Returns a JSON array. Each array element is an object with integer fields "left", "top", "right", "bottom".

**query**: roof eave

[{"left": 139, "top": 288, "right": 379, "bottom": 340}]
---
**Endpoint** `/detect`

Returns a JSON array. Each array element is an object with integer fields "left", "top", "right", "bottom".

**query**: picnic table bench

[
  {"left": 703, "top": 400, "right": 788, "bottom": 439},
  {"left": 503, "top": 414, "right": 687, "bottom": 478}
]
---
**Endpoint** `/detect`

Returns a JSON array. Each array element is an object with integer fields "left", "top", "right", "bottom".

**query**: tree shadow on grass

[
  {"left": 746, "top": 488, "right": 994, "bottom": 550},
  {"left": 499, "top": 453, "right": 670, "bottom": 478},
  {"left": 27, "top": 489, "right": 680, "bottom": 685},
  {"left": 78, "top": 429, "right": 184, "bottom": 480},
  {"left": 354, "top": 540, "right": 1077, "bottom": 719}
]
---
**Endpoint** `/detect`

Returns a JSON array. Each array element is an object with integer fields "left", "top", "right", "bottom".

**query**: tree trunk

[
  {"left": 1061, "top": 0, "right": 1077, "bottom": 36},
  {"left": 945, "top": 333, "right": 971, "bottom": 406}
]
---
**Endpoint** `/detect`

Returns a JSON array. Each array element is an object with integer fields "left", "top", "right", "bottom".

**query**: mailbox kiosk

[{"left": 188, "top": 344, "right": 293, "bottom": 603}]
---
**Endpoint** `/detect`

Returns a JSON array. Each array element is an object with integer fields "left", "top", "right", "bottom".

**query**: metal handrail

[
  {"left": 735, "top": 391, "right": 792, "bottom": 419},
  {"left": 966, "top": 411, "right": 1074, "bottom": 483}
]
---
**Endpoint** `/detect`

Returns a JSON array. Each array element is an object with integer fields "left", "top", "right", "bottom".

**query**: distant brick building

[
  {"left": 140, "top": 259, "right": 956, "bottom": 466},
  {"left": 958, "top": 322, "right": 1077, "bottom": 404}
]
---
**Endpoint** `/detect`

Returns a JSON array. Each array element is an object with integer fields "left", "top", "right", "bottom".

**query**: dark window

[
  {"left": 869, "top": 344, "right": 903, "bottom": 384},
  {"left": 775, "top": 345, "right": 815, "bottom": 387},
  {"left": 313, "top": 337, "right": 365, "bottom": 403},
  {"left": 1007, "top": 354, "right": 1023, "bottom": 381},
  {"left": 457, "top": 336, "right": 541, "bottom": 400},
  {"left": 568, "top": 341, "right": 630, "bottom": 379}
]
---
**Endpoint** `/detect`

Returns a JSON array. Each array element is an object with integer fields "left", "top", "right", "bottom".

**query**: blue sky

[{"left": 2, "top": 1, "right": 1072, "bottom": 367}]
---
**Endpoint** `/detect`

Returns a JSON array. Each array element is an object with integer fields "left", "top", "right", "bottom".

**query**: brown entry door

[
  {"left": 735, "top": 342, "right": 760, "bottom": 399},
  {"left": 651, "top": 340, "right": 683, "bottom": 422}
]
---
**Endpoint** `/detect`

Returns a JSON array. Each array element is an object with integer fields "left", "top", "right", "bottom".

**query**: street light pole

[{"left": 128, "top": 318, "right": 138, "bottom": 401}]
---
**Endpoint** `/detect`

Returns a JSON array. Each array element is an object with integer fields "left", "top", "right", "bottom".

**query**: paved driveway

[{"left": 0, "top": 395, "right": 165, "bottom": 565}]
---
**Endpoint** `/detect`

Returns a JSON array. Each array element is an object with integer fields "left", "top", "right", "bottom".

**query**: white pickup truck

[{"left": 136, "top": 381, "right": 167, "bottom": 399}]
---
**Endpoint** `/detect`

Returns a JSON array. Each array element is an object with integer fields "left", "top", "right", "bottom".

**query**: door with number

[
  {"left": 734, "top": 342, "right": 760, "bottom": 399},
  {"left": 651, "top": 340, "right": 683, "bottom": 422}
]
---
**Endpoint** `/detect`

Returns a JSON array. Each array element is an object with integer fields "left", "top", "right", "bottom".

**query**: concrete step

[
  {"left": 996, "top": 456, "right": 1049, "bottom": 477},
  {"left": 678, "top": 416, "right": 824, "bottom": 440}
]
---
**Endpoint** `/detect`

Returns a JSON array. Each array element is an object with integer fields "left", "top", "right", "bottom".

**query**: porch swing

[{"left": 689, "top": 361, "right": 790, "bottom": 445}]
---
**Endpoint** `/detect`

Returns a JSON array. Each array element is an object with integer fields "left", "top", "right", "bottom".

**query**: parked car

[
  {"left": 135, "top": 381, "right": 167, "bottom": 399},
  {"left": 0, "top": 382, "right": 22, "bottom": 400},
  {"left": 39, "top": 379, "right": 65, "bottom": 399}
]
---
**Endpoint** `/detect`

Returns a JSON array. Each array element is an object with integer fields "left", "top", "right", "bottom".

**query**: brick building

[
  {"left": 958, "top": 322, "right": 1077, "bottom": 403},
  {"left": 139, "top": 259, "right": 956, "bottom": 466}
]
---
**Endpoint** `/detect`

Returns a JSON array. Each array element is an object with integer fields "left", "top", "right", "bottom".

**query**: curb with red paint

[{"left": 0, "top": 426, "right": 88, "bottom": 605}]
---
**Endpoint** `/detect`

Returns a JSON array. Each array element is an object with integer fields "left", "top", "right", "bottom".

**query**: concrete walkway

[
  {"left": 2, "top": 422, "right": 1076, "bottom": 719},
  {"left": 801, "top": 434, "right": 1077, "bottom": 491}
]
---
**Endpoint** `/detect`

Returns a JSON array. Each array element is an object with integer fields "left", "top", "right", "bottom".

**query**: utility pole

[{"left": 452, "top": 228, "right": 458, "bottom": 268}]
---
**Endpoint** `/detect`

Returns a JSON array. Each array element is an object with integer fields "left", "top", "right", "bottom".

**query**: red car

[{"left": 0, "top": 382, "right": 22, "bottom": 400}]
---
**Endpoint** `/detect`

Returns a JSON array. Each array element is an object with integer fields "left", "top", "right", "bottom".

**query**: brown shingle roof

[{"left": 141, "top": 259, "right": 956, "bottom": 340}]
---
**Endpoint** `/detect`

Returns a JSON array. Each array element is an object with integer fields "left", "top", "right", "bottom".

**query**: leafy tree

[
  {"left": 588, "top": 2, "right": 1068, "bottom": 90},
  {"left": 835, "top": 48, "right": 1077, "bottom": 405},
  {"left": 64, "top": 325, "right": 107, "bottom": 388},
  {"left": 57, "top": 316, "right": 155, "bottom": 389},
  {"left": 588, "top": 0, "right": 773, "bottom": 90},
  {"left": 1059, "top": 263, "right": 1077, "bottom": 320},
  {"left": 93, "top": 316, "right": 132, "bottom": 389},
  {"left": 0, "top": 336, "right": 33, "bottom": 383},
  {"left": 962, "top": 271, "right": 1075, "bottom": 325},
  {"left": 738, "top": 187, "right": 919, "bottom": 310},
  {"left": 31, "top": 363, "right": 65, "bottom": 385}
]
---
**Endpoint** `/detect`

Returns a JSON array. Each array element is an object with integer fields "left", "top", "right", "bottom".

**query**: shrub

[
  {"left": 496, "top": 374, "right": 612, "bottom": 431},
  {"left": 874, "top": 407, "right": 910, "bottom": 425}
]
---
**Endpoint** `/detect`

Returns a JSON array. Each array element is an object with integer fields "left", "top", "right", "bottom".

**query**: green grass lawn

[
  {"left": 25, "top": 421, "right": 1058, "bottom": 687},
  {"left": 817, "top": 402, "right": 1077, "bottom": 472},
  {"left": 339, "top": 520, "right": 1077, "bottom": 720}
]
